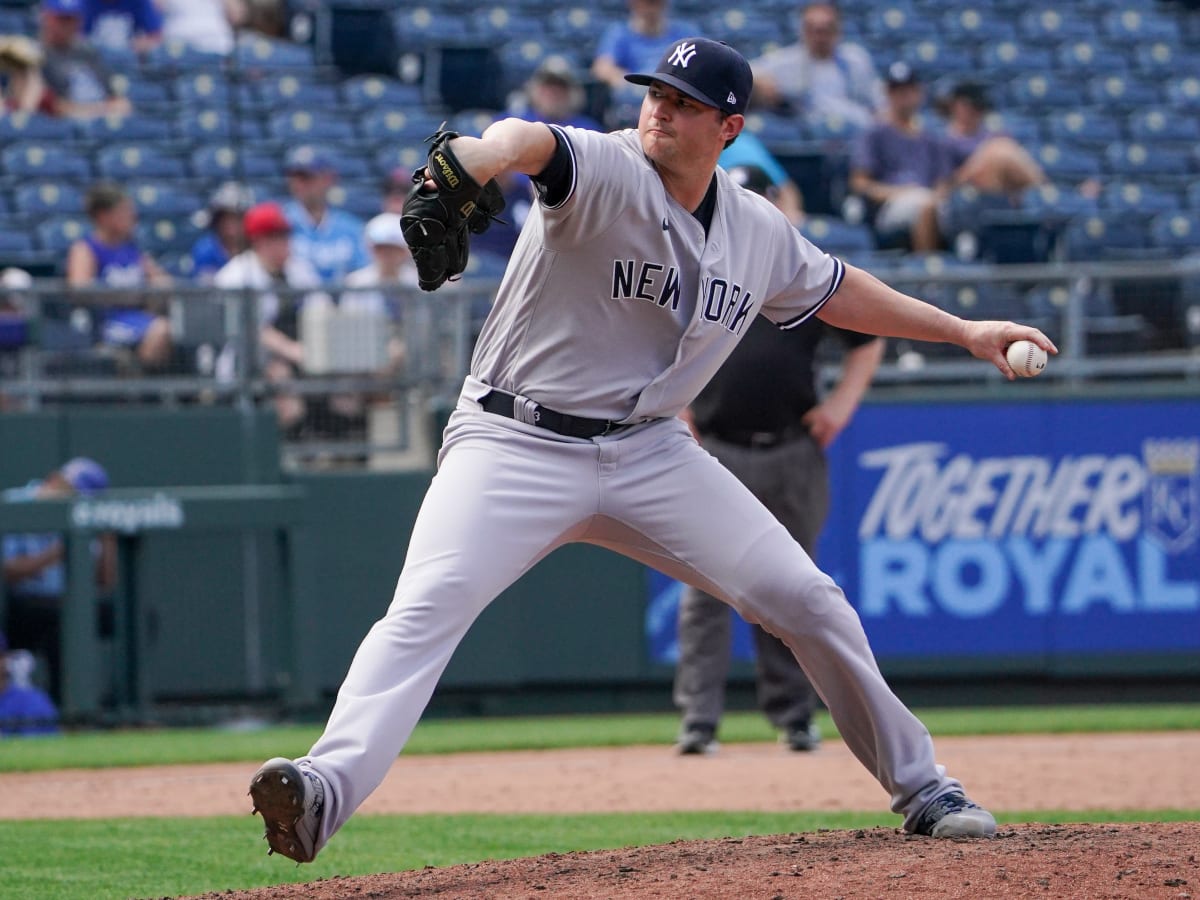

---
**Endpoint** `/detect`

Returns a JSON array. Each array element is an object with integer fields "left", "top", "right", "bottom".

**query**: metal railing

[{"left": 2, "top": 259, "right": 1198, "bottom": 468}]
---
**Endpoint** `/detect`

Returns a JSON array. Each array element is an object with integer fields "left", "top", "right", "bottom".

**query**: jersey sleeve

[{"left": 758, "top": 226, "right": 846, "bottom": 330}]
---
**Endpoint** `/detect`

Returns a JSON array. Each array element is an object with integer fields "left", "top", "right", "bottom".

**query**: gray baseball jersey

[
  {"left": 469, "top": 126, "right": 843, "bottom": 421},
  {"left": 297, "top": 124, "right": 965, "bottom": 855}
]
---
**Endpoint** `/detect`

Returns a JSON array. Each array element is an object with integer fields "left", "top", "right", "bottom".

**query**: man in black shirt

[{"left": 674, "top": 165, "right": 884, "bottom": 754}]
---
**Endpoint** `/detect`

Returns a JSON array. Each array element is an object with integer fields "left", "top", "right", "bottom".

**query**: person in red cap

[{"left": 215, "top": 202, "right": 325, "bottom": 434}]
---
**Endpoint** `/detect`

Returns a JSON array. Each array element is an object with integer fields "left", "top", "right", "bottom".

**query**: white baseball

[{"left": 1006, "top": 340, "right": 1047, "bottom": 377}]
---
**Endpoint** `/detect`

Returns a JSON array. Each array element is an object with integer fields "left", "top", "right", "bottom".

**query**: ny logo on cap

[{"left": 669, "top": 41, "right": 697, "bottom": 68}]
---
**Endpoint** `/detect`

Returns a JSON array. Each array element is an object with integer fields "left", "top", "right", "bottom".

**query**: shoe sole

[
  {"left": 676, "top": 740, "right": 719, "bottom": 756},
  {"left": 928, "top": 809, "right": 997, "bottom": 838},
  {"left": 249, "top": 758, "right": 313, "bottom": 862}
]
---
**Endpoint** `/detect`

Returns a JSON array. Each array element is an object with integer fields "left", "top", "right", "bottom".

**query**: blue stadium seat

[
  {"left": 1102, "top": 181, "right": 1182, "bottom": 220},
  {"left": 991, "top": 113, "right": 1042, "bottom": 147},
  {"left": 339, "top": 75, "right": 425, "bottom": 110},
  {"left": 143, "top": 39, "right": 226, "bottom": 74},
  {"left": 546, "top": 6, "right": 605, "bottom": 43},
  {"left": 901, "top": 39, "right": 976, "bottom": 78},
  {"left": 1164, "top": 75, "right": 1200, "bottom": 111},
  {"left": 1105, "top": 142, "right": 1194, "bottom": 179},
  {"left": 326, "top": 183, "right": 381, "bottom": 220},
  {"left": 177, "top": 108, "right": 264, "bottom": 141},
  {"left": 127, "top": 181, "right": 205, "bottom": 217},
  {"left": 235, "top": 35, "right": 315, "bottom": 72},
  {"left": 138, "top": 216, "right": 204, "bottom": 256},
  {"left": 1089, "top": 74, "right": 1162, "bottom": 110},
  {"left": 867, "top": 4, "right": 940, "bottom": 41},
  {"left": 35, "top": 215, "right": 90, "bottom": 255},
  {"left": 448, "top": 108, "right": 501, "bottom": 138},
  {"left": 0, "top": 230, "right": 36, "bottom": 257},
  {"left": 373, "top": 144, "right": 427, "bottom": 181},
  {"left": 1148, "top": 212, "right": 1200, "bottom": 253},
  {"left": 13, "top": 182, "right": 85, "bottom": 218},
  {"left": 1129, "top": 108, "right": 1200, "bottom": 144},
  {"left": 255, "top": 75, "right": 341, "bottom": 110},
  {"left": 1022, "top": 183, "right": 1101, "bottom": 220},
  {"left": 1054, "top": 40, "right": 1128, "bottom": 75},
  {"left": 174, "top": 72, "right": 232, "bottom": 106},
  {"left": 95, "top": 143, "right": 189, "bottom": 180},
  {"left": 743, "top": 111, "right": 806, "bottom": 146},
  {"left": 979, "top": 41, "right": 1054, "bottom": 77},
  {"left": 1046, "top": 110, "right": 1123, "bottom": 150},
  {"left": 1133, "top": 41, "right": 1188, "bottom": 77},
  {"left": 1018, "top": 9, "right": 1100, "bottom": 44},
  {"left": 940, "top": 7, "right": 1016, "bottom": 43},
  {"left": 78, "top": 113, "right": 175, "bottom": 142},
  {"left": 1063, "top": 213, "right": 1147, "bottom": 261},
  {"left": 1034, "top": 143, "right": 1103, "bottom": 182},
  {"left": 394, "top": 6, "right": 472, "bottom": 41},
  {"left": 189, "top": 141, "right": 278, "bottom": 181},
  {"left": 1101, "top": 8, "right": 1181, "bottom": 43},
  {"left": 116, "top": 78, "right": 176, "bottom": 112},
  {"left": 800, "top": 217, "right": 876, "bottom": 255},
  {"left": 471, "top": 6, "right": 547, "bottom": 41},
  {"left": 702, "top": 9, "right": 788, "bottom": 46},
  {"left": 360, "top": 108, "right": 446, "bottom": 144},
  {"left": 269, "top": 109, "right": 358, "bottom": 143},
  {"left": 497, "top": 38, "right": 559, "bottom": 87},
  {"left": 1, "top": 143, "right": 92, "bottom": 181},
  {"left": 0, "top": 113, "right": 79, "bottom": 142},
  {"left": 1008, "top": 73, "right": 1087, "bottom": 111}
]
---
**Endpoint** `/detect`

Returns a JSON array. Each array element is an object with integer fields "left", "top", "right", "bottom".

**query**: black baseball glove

[{"left": 400, "top": 125, "right": 506, "bottom": 291}]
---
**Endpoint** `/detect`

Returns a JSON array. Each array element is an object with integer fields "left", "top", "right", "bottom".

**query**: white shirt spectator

[{"left": 157, "top": 0, "right": 237, "bottom": 55}]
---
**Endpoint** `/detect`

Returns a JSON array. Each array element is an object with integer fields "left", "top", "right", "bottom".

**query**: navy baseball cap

[
  {"left": 625, "top": 37, "right": 753, "bottom": 116},
  {"left": 60, "top": 457, "right": 109, "bottom": 495}
]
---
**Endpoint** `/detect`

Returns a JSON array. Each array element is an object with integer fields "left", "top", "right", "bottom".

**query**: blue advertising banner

[{"left": 646, "top": 398, "right": 1200, "bottom": 668}]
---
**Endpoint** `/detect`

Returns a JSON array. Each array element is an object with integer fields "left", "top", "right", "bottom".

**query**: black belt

[
  {"left": 707, "top": 422, "right": 811, "bottom": 449},
  {"left": 479, "top": 390, "right": 633, "bottom": 439}
]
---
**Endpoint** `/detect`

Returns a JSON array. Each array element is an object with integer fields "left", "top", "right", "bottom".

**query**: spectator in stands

[
  {"left": 0, "top": 640, "right": 61, "bottom": 736},
  {"left": 82, "top": 0, "right": 163, "bottom": 55},
  {"left": 281, "top": 145, "right": 370, "bottom": 286},
  {"left": 344, "top": 213, "right": 417, "bottom": 373},
  {"left": 39, "top": 0, "right": 132, "bottom": 119},
  {"left": 592, "top": 0, "right": 698, "bottom": 121},
  {"left": 936, "top": 80, "right": 1047, "bottom": 201},
  {"left": 751, "top": 2, "right": 883, "bottom": 132},
  {"left": 380, "top": 168, "right": 409, "bottom": 216},
  {"left": 0, "top": 35, "right": 55, "bottom": 114},
  {"left": 2, "top": 457, "right": 116, "bottom": 706},
  {"left": 720, "top": 131, "right": 806, "bottom": 226},
  {"left": 510, "top": 55, "right": 603, "bottom": 131},
  {"left": 157, "top": 0, "right": 245, "bottom": 55},
  {"left": 67, "top": 181, "right": 174, "bottom": 370},
  {"left": 214, "top": 201, "right": 323, "bottom": 435},
  {"left": 188, "top": 181, "right": 253, "bottom": 283},
  {"left": 848, "top": 62, "right": 948, "bottom": 252}
]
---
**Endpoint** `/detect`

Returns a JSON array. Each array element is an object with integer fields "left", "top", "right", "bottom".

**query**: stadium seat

[
  {"left": 255, "top": 75, "right": 341, "bottom": 110},
  {"left": 0, "top": 230, "right": 36, "bottom": 256},
  {"left": 138, "top": 216, "right": 204, "bottom": 256},
  {"left": 1101, "top": 8, "right": 1181, "bottom": 43},
  {"left": 1018, "top": 9, "right": 1100, "bottom": 43},
  {"left": 115, "top": 78, "right": 176, "bottom": 112},
  {"left": 174, "top": 72, "right": 232, "bottom": 106},
  {"left": 979, "top": 42, "right": 1053, "bottom": 77},
  {"left": 1046, "top": 110, "right": 1123, "bottom": 150},
  {"left": 326, "top": 182, "right": 381, "bottom": 220},
  {"left": 95, "top": 143, "right": 189, "bottom": 180},
  {"left": 1148, "top": 212, "right": 1200, "bottom": 253},
  {"left": 1054, "top": 40, "right": 1128, "bottom": 75},
  {"left": 702, "top": 9, "right": 787, "bottom": 46},
  {"left": 448, "top": 108, "right": 501, "bottom": 138},
  {"left": 1063, "top": 213, "right": 1147, "bottom": 261},
  {"left": 1, "top": 143, "right": 92, "bottom": 181},
  {"left": 143, "top": 39, "right": 226, "bottom": 74},
  {"left": 373, "top": 144, "right": 427, "bottom": 181},
  {"left": 127, "top": 181, "right": 205, "bottom": 218},
  {"left": 1164, "top": 75, "right": 1200, "bottom": 111},
  {"left": 866, "top": 4, "right": 940, "bottom": 41},
  {"left": 190, "top": 143, "right": 280, "bottom": 181},
  {"left": 743, "top": 111, "right": 806, "bottom": 146},
  {"left": 359, "top": 107, "right": 446, "bottom": 144},
  {"left": 234, "top": 35, "right": 316, "bottom": 72},
  {"left": 1008, "top": 73, "right": 1087, "bottom": 111},
  {"left": 78, "top": 113, "right": 175, "bottom": 142},
  {"left": 339, "top": 75, "right": 425, "bottom": 110},
  {"left": 940, "top": 7, "right": 1017, "bottom": 43},
  {"left": 0, "top": 113, "right": 79, "bottom": 142},
  {"left": 546, "top": 6, "right": 604, "bottom": 43},
  {"left": 1105, "top": 142, "right": 1193, "bottom": 179},
  {"left": 177, "top": 108, "right": 264, "bottom": 141},
  {"left": 1034, "top": 143, "right": 1103, "bottom": 182},
  {"left": 1128, "top": 108, "right": 1200, "bottom": 143},
  {"left": 1022, "top": 183, "right": 1100, "bottom": 219},
  {"left": 471, "top": 6, "right": 547, "bottom": 41},
  {"left": 1089, "top": 74, "right": 1162, "bottom": 110},
  {"left": 35, "top": 215, "right": 90, "bottom": 255},
  {"left": 800, "top": 217, "right": 876, "bottom": 255},
  {"left": 901, "top": 39, "right": 976, "bottom": 78},
  {"left": 1102, "top": 181, "right": 1183, "bottom": 220},
  {"left": 13, "top": 182, "right": 85, "bottom": 218},
  {"left": 1133, "top": 41, "right": 1188, "bottom": 77},
  {"left": 265, "top": 99, "right": 350, "bottom": 145},
  {"left": 394, "top": 6, "right": 471, "bottom": 41}
]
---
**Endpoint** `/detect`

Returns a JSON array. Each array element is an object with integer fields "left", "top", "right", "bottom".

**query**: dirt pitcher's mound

[{"left": 192, "top": 822, "right": 1199, "bottom": 899}]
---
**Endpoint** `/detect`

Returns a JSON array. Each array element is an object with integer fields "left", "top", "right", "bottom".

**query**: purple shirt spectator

[
  {"left": 852, "top": 122, "right": 952, "bottom": 188},
  {"left": 83, "top": 0, "right": 163, "bottom": 53}
]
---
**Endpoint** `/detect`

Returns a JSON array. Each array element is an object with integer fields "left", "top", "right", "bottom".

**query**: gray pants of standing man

[{"left": 674, "top": 431, "right": 828, "bottom": 751}]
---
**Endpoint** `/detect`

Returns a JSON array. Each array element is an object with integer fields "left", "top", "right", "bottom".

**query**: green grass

[
  {"left": 3, "top": 703, "right": 1199, "bottom": 773},
  {"left": 6, "top": 809, "right": 1199, "bottom": 900}
]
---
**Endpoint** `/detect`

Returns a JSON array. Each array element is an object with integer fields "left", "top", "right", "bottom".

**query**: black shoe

[
  {"left": 676, "top": 722, "right": 718, "bottom": 755},
  {"left": 782, "top": 719, "right": 821, "bottom": 752}
]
